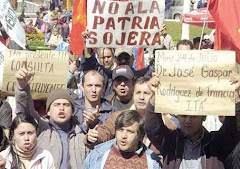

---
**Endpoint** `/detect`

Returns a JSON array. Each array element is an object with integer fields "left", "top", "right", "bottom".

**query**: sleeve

[
  {"left": 97, "top": 112, "right": 120, "bottom": 143},
  {"left": 144, "top": 102, "right": 176, "bottom": 156},
  {"left": 15, "top": 85, "right": 49, "bottom": 133},
  {"left": 135, "top": 58, "right": 155, "bottom": 78}
]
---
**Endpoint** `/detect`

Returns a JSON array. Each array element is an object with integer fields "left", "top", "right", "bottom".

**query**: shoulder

[{"left": 94, "top": 139, "right": 115, "bottom": 152}]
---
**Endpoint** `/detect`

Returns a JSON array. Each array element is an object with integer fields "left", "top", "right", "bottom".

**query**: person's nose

[
  {"left": 24, "top": 134, "right": 29, "bottom": 140},
  {"left": 122, "top": 130, "right": 127, "bottom": 139}
]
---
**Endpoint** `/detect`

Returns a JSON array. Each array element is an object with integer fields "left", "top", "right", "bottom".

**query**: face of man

[
  {"left": 178, "top": 45, "right": 191, "bottom": 50},
  {"left": 116, "top": 122, "right": 141, "bottom": 152},
  {"left": 82, "top": 72, "right": 104, "bottom": 106},
  {"left": 98, "top": 48, "right": 114, "bottom": 69},
  {"left": 48, "top": 99, "right": 73, "bottom": 125},
  {"left": 113, "top": 76, "right": 133, "bottom": 101},
  {"left": 133, "top": 83, "right": 152, "bottom": 114},
  {"left": 178, "top": 115, "right": 205, "bottom": 141},
  {"left": 115, "top": 53, "right": 134, "bottom": 67}
]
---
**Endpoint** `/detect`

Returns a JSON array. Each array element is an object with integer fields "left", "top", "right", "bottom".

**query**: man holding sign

[{"left": 144, "top": 72, "right": 239, "bottom": 169}]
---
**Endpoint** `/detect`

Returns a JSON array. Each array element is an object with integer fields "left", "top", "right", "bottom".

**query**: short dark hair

[
  {"left": 193, "top": 37, "right": 201, "bottom": 45},
  {"left": 134, "top": 77, "right": 150, "bottom": 87},
  {"left": 82, "top": 70, "right": 105, "bottom": 87},
  {"left": 176, "top": 39, "right": 193, "bottom": 50},
  {"left": 115, "top": 110, "right": 145, "bottom": 139}
]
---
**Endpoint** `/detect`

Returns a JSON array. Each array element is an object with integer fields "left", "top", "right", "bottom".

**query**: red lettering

[
  {"left": 109, "top": 2, "right": 119, "bottom": 14},
  {"left": 125, "top": 3, "right": 134, "bottom": 14},
  {"left": 138, "top": 2, "right": 147, "bottom": 13},
  {"left": 105, "top": 17, "right": 115, "bottom": 30},
  {"left": 150, "top": 17, "right": 160, "bottom": 29},
  {"left": 127, "top": 31, "right": 138, "bottom": 45},
  {"left": 103, "top": 32, "right": 113, "bottom": 45},
  {"left": 88, "top": 32, "right": 98, "bottom": 45},
  {"left": 118, "top": 17, "right": 131, "bottom": 29},
  {"left": 116, "top": 32, "right": 126, "bottom": 45},
  {"left": 144, "top": 16, "right": 150, "bottom": 29},
  {"left": 150, "top": 1, "right": 161, "bottom": 13},
  {"left": 139, "top": 32, "right": 151, "bottom": 45},
  {"left": 132, "top": 16, "right": 142, "bottom": 29},
  {"left": 151, "top": 32, "right": 161, "bottom": 45},
  {"left": 92, "top": 16, "right": 104, "bottom": 29},
  {"left": 92, "top": 0, "right": 106, "bottom": 14}
]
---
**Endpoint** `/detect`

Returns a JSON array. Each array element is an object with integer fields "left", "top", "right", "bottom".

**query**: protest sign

[
  {"left": 0, "top": 0, "right": 26, "bottom": 49},
  {"left": 0, "top": 42, "right": 7, "bottom": 90},
  {"left": 86, "top": 0, "right": 165, "bottom": 48},
  {"left": 155, "top": 50, "right": 236, "bottom": 116},
  {"left": 2, "top": 49, "right": 69, "bottom": 99}
]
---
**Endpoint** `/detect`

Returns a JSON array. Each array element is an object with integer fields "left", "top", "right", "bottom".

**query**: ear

[{"left": 47, "top": 111, "right": 50, "bottom": 116}]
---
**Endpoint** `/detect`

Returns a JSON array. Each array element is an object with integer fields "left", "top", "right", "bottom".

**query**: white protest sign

[
  {"left": 0, "top": 0, "right": 26, "bottom": 49},
  {"left": 155, "top": 50, "right": 236, "bottom": 116},
  {"left": 87, "top": 0, "right": 165, "bottom": 48},
  {"left": 0, "top": 42, "right": 7, "bottom": 90}
]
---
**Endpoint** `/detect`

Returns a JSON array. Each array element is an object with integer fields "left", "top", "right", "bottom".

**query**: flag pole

[{"left": 198, "top": 4, "right": 210, "bottom": 50}]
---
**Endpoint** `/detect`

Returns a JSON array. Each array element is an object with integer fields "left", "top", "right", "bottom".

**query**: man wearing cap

[
  {"left": 15, "top": 68, "right": 89, "bottom": 169},
  {"left": 80, "top": 31, "right": 155, "bottom": 96},
  {"left": 106, "top": 65, "right": 134, "bottom": 111},
  {"left": 201, "top": 35, "right": 213, "bottom": 49}
]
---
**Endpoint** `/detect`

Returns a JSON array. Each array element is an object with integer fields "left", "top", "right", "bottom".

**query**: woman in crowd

[
  {"left": 0, "top": 113, "right": 55, "bottom": 169},
  {"left": 47, "top": 27, "right": 63, "bottom": 50}
]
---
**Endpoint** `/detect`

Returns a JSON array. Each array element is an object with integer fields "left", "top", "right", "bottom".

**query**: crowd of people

[{"left": 0, "top": 0, "right": 239, "bottom": 169}]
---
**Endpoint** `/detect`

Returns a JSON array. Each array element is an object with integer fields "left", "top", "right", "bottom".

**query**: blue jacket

[{"left": 83, "top": 139, "right": 162, "bottom": 169}]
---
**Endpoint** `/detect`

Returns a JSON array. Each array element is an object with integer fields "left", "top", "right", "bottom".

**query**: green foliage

[
  {"left": 164, "top": 21, "right": 213, "bottom": 45},
  {"left": 26, "top": 33, "right": 45, "bottom": 46}
]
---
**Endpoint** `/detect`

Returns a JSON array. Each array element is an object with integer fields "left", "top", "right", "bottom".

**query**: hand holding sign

[
  {"left": 148, "top": 72, "right": 161, "bottom": 105},
  {"left": 230, "top": 72, "right": 240, "bottom": 102},
  {"left": 15, "top": 67, "right": 33, "bottom": 89}
]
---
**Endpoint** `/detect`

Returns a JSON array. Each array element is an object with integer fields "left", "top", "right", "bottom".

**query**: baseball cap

[
  {"left": 203, "top": 35, "right": 210, "bottom": 40},
  {"left": 114, "top": 48, "right": 133, "bottom": 58},
  {"left": 112, "top": 65, "right": 134, "bottom": 81}
]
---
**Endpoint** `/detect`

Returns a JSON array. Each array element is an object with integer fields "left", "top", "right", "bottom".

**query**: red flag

[
  {"left": 70, "top": 0, "right": 87, "bottom": 56},
  {"left": 208, "top": 0, "right": 240, "bottom": 63},
  {"left": 137, "top": 48, "right": 144, "bottom": 70}
]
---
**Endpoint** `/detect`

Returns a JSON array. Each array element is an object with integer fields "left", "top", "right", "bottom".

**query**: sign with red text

[
  {"left": 0, "top": 0, "right": 26, "bottom": 49},
  {"left": 2, "top": 49, "right": 69, "bottom": 99},
  {"left": 86, "top": 0, "right": 165, "bottom": 48},
  {"left": 155, "top": 50, "right": 236, "bottom": 116}
]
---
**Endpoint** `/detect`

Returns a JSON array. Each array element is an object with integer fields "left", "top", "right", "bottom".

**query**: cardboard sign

[
  {"left": 0, "top": 42, "right": 7, "bottom": 90},
  {"left": 86, "top": 0, "right": 165, "bottom": 48},
  {"left": 0, "top": 0, "right": 26, "bottom": 49},
  {"left": 155, "top": 50, "right": 236, "bottom": 116},
  {"left": 2, "top": 49, "right": 69, "bottom": 99}
]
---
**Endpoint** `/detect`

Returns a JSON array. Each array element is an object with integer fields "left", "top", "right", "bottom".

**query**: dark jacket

[
  {"left": 144, "top": 102, "right": 239, "bottom": 169},
  {"left": 80, "top": 52, "right": 155, "bottom": 96},
  {"left": 69, "top": 90, "right": 118, "bottom": 134}
]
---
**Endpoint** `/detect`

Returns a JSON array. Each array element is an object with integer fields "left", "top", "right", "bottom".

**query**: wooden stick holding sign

[{"left": 154, "top": 50, "right": 236, "bottom": 116}]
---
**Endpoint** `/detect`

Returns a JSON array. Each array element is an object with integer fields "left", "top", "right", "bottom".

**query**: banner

[
  {"left": 0, "top": 42, "right": 7, "bottom": 90},
  {"left": 2, "top": 49, "right": 69, "bottom": 99},
  {"left": 155, "top": 50, "right": 235, "bottom": 116},
  {"left": 0, "top": 0, "right": 26, "bottom": 49},
  {"left": 86, "top": 0, "right": 165, "bottom": 48},
  {"left": 70, "top": 0, "right": 87, "bottom": 56}
]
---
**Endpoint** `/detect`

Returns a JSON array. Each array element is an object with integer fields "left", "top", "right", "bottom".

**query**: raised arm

[
  {"left": 15, "top": 68, "right": 48, "bottom": 133},
  {"left": 144, "top": 73, "right": 177, "bottom": 156}
]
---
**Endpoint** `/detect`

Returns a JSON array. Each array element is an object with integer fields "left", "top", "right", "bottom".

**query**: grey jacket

[{"left": 15, "top": 85, "right": 90, "bottom": 169}]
